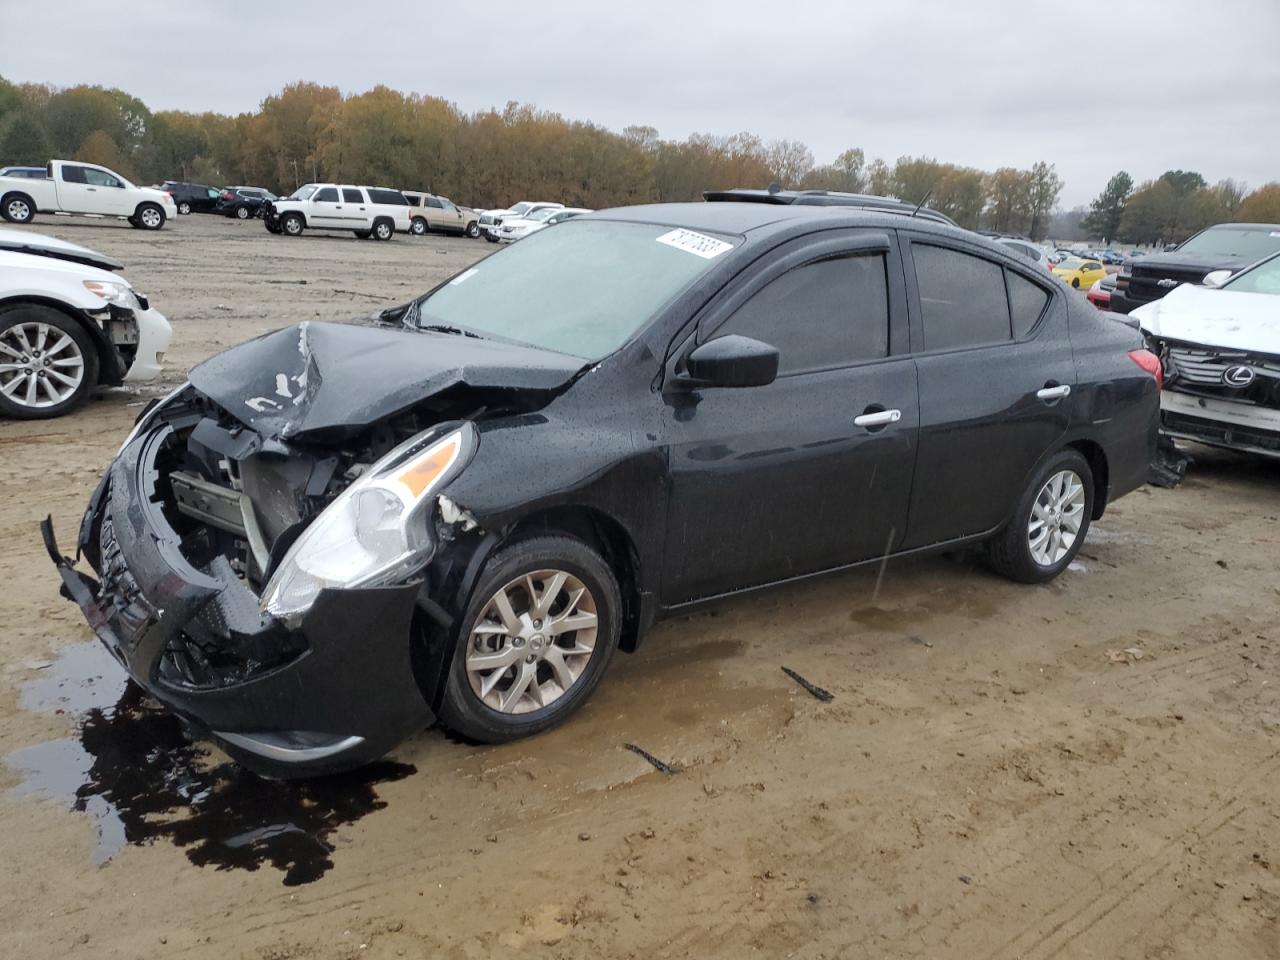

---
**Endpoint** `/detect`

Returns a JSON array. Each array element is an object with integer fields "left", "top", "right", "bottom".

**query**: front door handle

[
  {"left": 1036, "top": 384, "right": 1071, "bottom": 401},
  {"left": 853, "top": 408, "right": 902, "bottom": 428}
]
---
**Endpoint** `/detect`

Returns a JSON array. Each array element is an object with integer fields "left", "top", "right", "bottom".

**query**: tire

[
  {"left": 177, "top": 201, "right": 191, "bottom": 215},
  {"left": 484, "top": 232, "right": 499, "bottom": 243},
  {"left": 410, "top": 217, "right": 427, "bottom": 236},
  {"left": 2, "top": 192, "right": 35, "bottom": 224},
  {"left": 465, "top": 221, "right": 480, "bottom": 238},
  {"left": 0, "top": 306, "right": 99, "bottom": 420},
  {"left": 372, "top": 219, "right": 393, "bottom": 241},
  {"left": 353, "top": 230, "right": 372, "bottom": 240},
  {"left": 439, "top": 534, "right": 622, "bottom": 743},
  {"left": 235, "top": 205, "right": 251, "bottom": 220},
  {"left": 281, "top": 213, "right": 304, "bottom": 237},
  {"left": 986, "top": 448, "right": 1094, "bottom": 584},
  {"left": 134, "top": 203, "right": 165, "bottom": 230},
  {"left": 1071, "top": 278, "right": 1080, "bottom": 289}
]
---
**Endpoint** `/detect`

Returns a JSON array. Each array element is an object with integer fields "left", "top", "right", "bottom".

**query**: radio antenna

[{"left": 911, "top": 189, "right": 934, "bottom": 218}]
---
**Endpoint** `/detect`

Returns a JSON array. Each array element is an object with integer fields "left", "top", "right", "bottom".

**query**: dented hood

[
  {"left": 1134, "top": 283, "right": 1280, "bottom": 355},
  {"left": 188, "top": 321, "right": 585, "bottom": 439}
]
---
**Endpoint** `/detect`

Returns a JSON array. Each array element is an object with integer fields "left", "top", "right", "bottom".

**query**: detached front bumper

[
  {"left": 44, "top": 425, "right": 435, "bottom": 776},
  {"left": 1160, "top": 389, "right": 1280, "bottom": 458}
]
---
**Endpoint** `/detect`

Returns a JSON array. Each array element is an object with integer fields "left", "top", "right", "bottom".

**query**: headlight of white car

[
  {"left": 82, "top": 279, "right": 132, "bottom": 305},
  {"left": 261, "top": 425, "right": 474, "bottom": 622}
]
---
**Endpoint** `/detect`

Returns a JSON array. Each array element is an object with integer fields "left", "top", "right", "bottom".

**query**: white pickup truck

[{"left": 0, "top": 161, "right": 179, "bottom": 230}]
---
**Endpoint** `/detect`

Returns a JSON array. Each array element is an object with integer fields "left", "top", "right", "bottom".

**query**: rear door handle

[
  {"left": 1036, "top": 384, "right": 1071, "bottom": 401},
  {"left": 853, "top": 409, "right": 902, "bottom": 428}
]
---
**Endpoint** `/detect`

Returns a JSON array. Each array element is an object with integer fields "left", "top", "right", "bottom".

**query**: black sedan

[{"left": 44, "top": 202, "right": 1160, "bottom": 777}]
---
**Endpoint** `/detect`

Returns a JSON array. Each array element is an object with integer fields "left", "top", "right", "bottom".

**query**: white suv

[{"left": 264, "top": 184, "right": 411, "bottom": 240}]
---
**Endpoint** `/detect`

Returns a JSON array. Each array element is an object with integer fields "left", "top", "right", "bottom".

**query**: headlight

[
  {"left": 260, "top": 425, "right": 473, "bottom": 621},
  {"left": 82, "top": 279, "right": 132, "bottom": 305}
]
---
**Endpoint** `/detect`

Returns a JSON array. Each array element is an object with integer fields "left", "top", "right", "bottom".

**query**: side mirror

[
  {"left": 1202, "top": 269, "right": 1233, "bottom": 288},
  {"left": 681, "top": 335, "right": 779, "bottom": 388},
  {"left": 1164, "top": 242, "right": 1179, "bottom": 252}
]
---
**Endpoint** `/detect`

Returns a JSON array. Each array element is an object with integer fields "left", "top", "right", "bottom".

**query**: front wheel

[
  {"left": 281, "top": 213, "right": 304, "bottom": 237},
  {"left": 410, "top": 217, "right": 427, "bottom": 236},
  {"left": 987, "top": 449, "right": 1094, "bottom": 583},
  {"left": 439, "top": 535, "right": 621, "bottom": 743},
  {"left": 134, "top": 203, "right": 165, "bottom": 230},
  {"left": 235, "top": 205, "right": 251, "bottom": 220},
  {"left": 0, "top": 306, "right": 99, "bottom": 419}
]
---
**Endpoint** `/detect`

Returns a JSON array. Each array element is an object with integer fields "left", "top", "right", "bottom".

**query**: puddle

[{"left": 8, "top": 642, "right": 415, "bottom": 886}]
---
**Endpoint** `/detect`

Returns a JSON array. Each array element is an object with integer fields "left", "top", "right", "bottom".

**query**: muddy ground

[{"left": 1, "top": 213, "right": 1277, "bottom": 960}]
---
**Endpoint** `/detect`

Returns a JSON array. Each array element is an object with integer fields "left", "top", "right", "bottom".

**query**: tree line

[
  {"left": 1082, "top": 170, "right": 1279, "bottom": 246},
  {"left": 5, "top": 75, "right": 1270, "bottom": 242}
]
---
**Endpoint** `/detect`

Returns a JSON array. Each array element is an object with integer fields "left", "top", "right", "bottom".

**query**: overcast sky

[{"left": 7, "top": 0, "right": 1278, "bottom": 207}]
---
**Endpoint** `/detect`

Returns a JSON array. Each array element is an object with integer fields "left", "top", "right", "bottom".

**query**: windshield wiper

[{"left": 420, "top": 323, "right": 483, "bottom": 339}]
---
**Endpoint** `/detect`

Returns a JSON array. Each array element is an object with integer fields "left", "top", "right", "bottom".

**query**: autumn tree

[
  {"left": 1082, "top": 171, "right": 1133, "bottom": 242},
  {"left": 73, "top": 130, "right": 136, "bottom": 180},
  {"left": 0, "top": 110, "right": 51, "bottom": 166},
  {"left": 1235, "top": 183, "right": 1280, "bottom": 222},
  {"left": 985, "top": 167, "right": 1033, "bottom": 234}
]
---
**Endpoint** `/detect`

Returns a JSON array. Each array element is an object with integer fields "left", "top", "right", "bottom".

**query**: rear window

[
  {"left": 367, "top": 189, "right": 408, "bottom": 205},
  {"left": 913, "top": 244, "right": 1012, "bottom": 351}
]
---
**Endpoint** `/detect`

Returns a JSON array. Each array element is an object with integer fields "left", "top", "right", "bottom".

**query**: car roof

[
  {"left": 582, "top": 201, "right": 998, "bottom": 253},
  {"left": 703, "top": 187, "right": 958, "bottom": 227}
]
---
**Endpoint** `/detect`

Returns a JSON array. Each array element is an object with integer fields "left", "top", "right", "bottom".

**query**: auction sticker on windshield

[{"left": 656, "top": 228, "right": 733, "bottom": 259}]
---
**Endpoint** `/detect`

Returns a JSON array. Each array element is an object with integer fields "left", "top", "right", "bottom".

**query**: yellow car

[{"left": 1052, "top": 257, "right": 1107, "bottom": 290}]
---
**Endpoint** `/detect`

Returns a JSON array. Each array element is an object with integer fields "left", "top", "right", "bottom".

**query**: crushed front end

[
  {"left": 1153, "top": 337, "right": 1280, "bottom": 458},
  {"left": 43, "top": 387, "right": 469, "bottom": 777}
]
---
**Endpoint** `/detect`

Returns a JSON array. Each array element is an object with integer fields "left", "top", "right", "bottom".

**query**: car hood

[
  {"left": 1133, "top": 283, "right": 1280, "bottom": 354},
  {"left": 188, "top": 320, "right": 587, "bottom": 440},
  {"left": 1128, "top": 250, "right": 1256, "bottom": 273},
  {"left": 0, "top": 228, "right": 122, "bottom": 271}
]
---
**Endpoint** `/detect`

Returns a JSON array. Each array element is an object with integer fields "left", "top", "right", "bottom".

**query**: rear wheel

[
  {"left": 439, "top": 535, "right": 621, "bottom": 743},
  {"left": 372, "top": 219, "right": 393, "bottom": 241},
  {"left": 177, "top": 201, "right": 192, "bottom": 215},
  {"left": 353, "top": 229, "right": 371, "bottom": 240},
  {"left": 235, "top": 205, "right": 251, "bottom": 220},
  {"left": 0, "top": 306, "right": 98, "bottom": 419},
  {"left": 987, "top": 449, "right": 1093, "bottom": 583},
  {"left": 3, "top": 193, "right": 36, "bottom": 224}
]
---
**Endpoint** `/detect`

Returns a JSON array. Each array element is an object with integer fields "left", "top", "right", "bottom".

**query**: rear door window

[
  {"left": 342, "top": 188, "right": 364, "bottom": 203},
  {"left": 710, "top": 254, "right": 890, "bottom": 375},
  {"left": 911, "top": 243, "right": 1012, "bottom": 351},
  {"left": 1007, "top": 271, "right": 1051, "bottom": 338}
]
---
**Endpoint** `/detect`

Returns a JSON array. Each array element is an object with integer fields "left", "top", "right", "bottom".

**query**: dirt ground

[{"left": 1, "top": 213, "right": 1277, "bottom": 960}]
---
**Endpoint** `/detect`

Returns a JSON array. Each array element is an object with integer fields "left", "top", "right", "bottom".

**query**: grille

[
  {"left": 1166, "top": 347, "right": 1280, "bottom": 386},
  {"left": 1125, "top": 266, "right": 1205, "bottom": 305}
]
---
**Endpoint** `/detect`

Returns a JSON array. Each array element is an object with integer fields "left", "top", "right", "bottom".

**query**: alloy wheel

[
  {"left": 236, "top": 206, "right": 250, "bottom": 219},
  {"left": 0, "top": 322, "right": 85, "bottom": 409},
  {"left": 140, "top": 207, "right": 162, "bottom": 228},
  {"left": 465, "top": 569, "right": 599, "bottom": 714},
  {"left": 1028, "top": 469, "right": 1085, "bottom": 566},
  {"left": 6, "top": 198, "right": 31, "bottom": 222}
]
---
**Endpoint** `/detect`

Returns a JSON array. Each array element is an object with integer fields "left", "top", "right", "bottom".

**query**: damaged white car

[
  {"left": 1135, "top": 250, "right": 1280, "bottom": 458},
  {"left": 0, "top": 229, "right": 171, "bottom": 418}
]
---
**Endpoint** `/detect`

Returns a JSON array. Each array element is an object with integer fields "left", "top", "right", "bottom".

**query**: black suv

[
  {"left": 704, "top": 188, "right": 959, "bottom": 227},
  {"left": 216, "top": 186, "right": 278, "bottom": 220},
  {"left": 1110, "top": 222, "right": 1280, "bottom": 314},
  {"left": 160, "top": 181, "right": 222, "bottom": 215}
]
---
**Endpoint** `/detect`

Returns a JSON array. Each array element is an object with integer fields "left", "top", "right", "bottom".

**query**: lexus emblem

[
  {"left": 1157, "top": 278, "right": 1178, "bottom": 288},
  {"left": 1223, "top": 365, "right": 1255, "bottom": 387}
]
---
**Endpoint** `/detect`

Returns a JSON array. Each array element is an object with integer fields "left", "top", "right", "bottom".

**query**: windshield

[
  {"left": 1223, "top": 253, "right": 1280, "bottom": 296},
  {"left": 1177, "top": 226, "right": 1280, "bottom": 260},
  {"left": 415, "top": 220, "right": 738, "bottom": 360},
  {"left": 509, "top": 202, "right": 534, "bottom": 216},
  {"left": 289, "top": 184, "right": 319, "bottom": 201},
  {"left": 528, "top": 208, "right": 560, "bottom": 222}
]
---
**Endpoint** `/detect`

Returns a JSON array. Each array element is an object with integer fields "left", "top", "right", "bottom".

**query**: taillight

[{"left": 1128, "top": 348, "right": 1162, "bottom": 390}]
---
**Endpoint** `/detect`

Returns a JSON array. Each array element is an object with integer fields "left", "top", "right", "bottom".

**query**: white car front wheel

[{"left": 0, "top": 307, "right": 99, "bottom": 420}]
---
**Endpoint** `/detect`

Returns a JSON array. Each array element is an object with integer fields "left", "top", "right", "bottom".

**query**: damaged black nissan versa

[{"left": 45, "top": 203, "right": 1161, "bottom": 778}]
